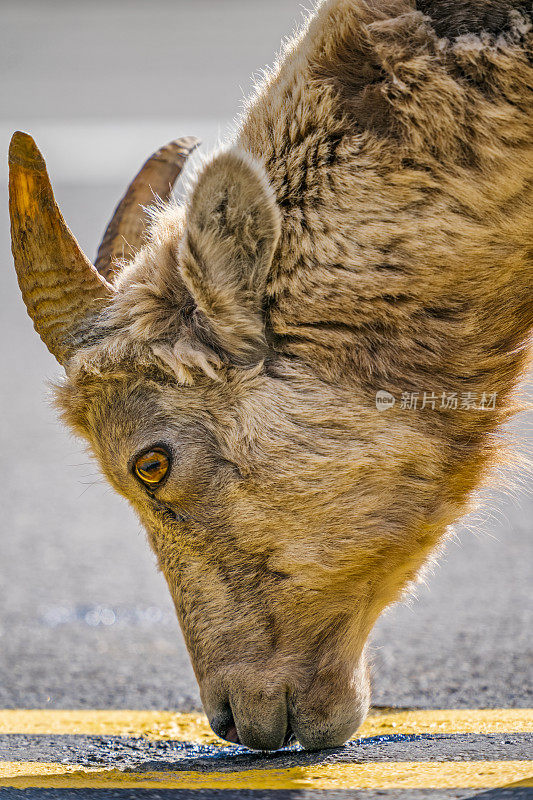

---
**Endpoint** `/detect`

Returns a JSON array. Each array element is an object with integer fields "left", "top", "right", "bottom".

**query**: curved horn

[
  {"left": 9, "top": 132, "right": 114, "bottom": 365},
  {"left": 94, "top": 136, "right": 200, "bottom": 281}
]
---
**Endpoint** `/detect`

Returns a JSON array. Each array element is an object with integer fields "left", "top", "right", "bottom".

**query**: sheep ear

[{"left": 179, "top": 149, "right": 280, "bottom": 361}]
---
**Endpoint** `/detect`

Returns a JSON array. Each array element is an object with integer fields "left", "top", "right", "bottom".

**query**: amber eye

[{"left": 134, "top": 448, "right": 170, "bottom": 487}]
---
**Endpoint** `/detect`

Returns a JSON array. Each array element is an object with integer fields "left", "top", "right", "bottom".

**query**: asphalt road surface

[{"left": 0, "top": 1, "right": 531, "bottom": 797}]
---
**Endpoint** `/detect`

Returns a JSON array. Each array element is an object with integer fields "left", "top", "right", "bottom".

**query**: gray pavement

[
  {"left": 2, "top": 733, "right": 532, "bottom": 766},
  {"left": 0, "top": 2, "right": 532, "bottom": 796},
  {"left": 0, "top": 732, "right": 531, "bottom": 800}
]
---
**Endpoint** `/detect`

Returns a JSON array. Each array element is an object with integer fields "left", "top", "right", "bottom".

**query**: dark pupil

[
  {"left": 142, "top": 456, "right": 161, "bottom": 475},
  {"left": 136, "top": 450, "right": 168, "bottom": 483}
]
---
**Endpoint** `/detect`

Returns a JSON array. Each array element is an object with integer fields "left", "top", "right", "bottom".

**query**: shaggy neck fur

[{"left": 87, "top": 0, "right": 532, "bottom": 516}]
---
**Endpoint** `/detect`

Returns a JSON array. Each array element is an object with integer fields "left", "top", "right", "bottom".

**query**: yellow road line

[
  {"left": 0, "top": 760, "right": 531, "bottom": 790},
  {"left": 362, "top": 708, "right": 533, "bottom": 736},
  {"left": 0, "top": 709, "right": 531, "bottom": 741},
  {"left": 0, "top": 710, "right": 220, "bottom": 744}
]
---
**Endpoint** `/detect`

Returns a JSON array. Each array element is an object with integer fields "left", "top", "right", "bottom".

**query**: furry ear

[{"left": 179, "top": 149, "right": 281, "bottom": 361}]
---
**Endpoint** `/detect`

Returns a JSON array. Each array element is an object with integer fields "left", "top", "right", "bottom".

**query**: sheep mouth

[{"left": 213, "top": 711, "right": 295, "bottom": 750}]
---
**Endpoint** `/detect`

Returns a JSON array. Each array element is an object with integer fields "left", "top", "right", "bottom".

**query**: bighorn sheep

[{"left": 9, "top": 0, "right": 532, "bottom": 750}]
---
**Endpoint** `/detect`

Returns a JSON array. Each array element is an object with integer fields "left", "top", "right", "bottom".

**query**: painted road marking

[
  {"left": 0, "top": 709, "right": 531, "bottom": 741},
  {"left": 0, "top": 711, "right": 218, "bottom": 744},
  {"left": 0, "top": 760, "right": 531, "bottom": 790},
  {"left": 0, "top": 709, "right": 530, "bottom": 791}
]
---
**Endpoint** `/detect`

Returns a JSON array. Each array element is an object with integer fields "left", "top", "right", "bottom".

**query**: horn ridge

[
  {"left": 94, "top": 135, "right": 200, "bottom": 281},
  {"left": 9, "top": 131, "right": 114, "bottom": 365}
]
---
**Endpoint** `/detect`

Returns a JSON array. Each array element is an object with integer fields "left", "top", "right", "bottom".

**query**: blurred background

[{"left": 0, "top": 1, "right": 531, "bottom": 712}]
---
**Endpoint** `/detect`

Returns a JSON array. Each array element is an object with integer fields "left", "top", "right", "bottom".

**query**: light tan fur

[{"left": 21, "top": 0, "right": 533, "bottom": 749}]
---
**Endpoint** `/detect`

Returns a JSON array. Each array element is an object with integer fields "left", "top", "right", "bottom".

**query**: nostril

[
  {"left": 283, "top": 725, "right": 295, "bottom": 746},
  {"left": 209, "top": 710, "right": 241, "bottom": 745}
]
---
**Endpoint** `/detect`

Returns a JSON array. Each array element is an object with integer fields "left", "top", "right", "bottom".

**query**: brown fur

[{"left": 46, "top": 0, "right": 532, "bottom": 749}]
